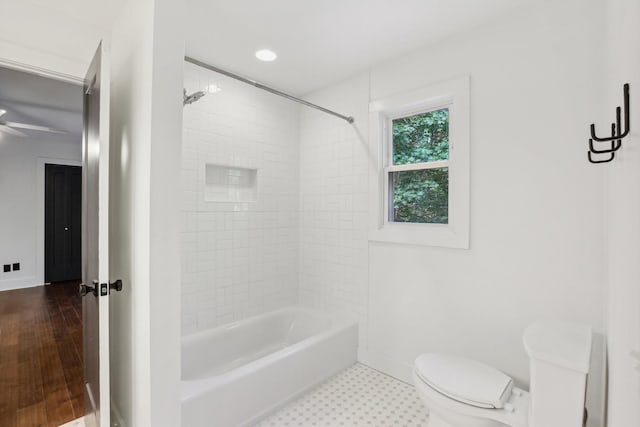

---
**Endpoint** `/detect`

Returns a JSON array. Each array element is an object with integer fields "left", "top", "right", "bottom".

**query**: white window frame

[{"left": 368, "top": 76, "right": 470, "bottom": 249}]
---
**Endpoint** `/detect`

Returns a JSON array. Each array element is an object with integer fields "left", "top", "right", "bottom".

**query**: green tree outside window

[{"left": 390, "top": 109, "right": 449, "bottom": 224}]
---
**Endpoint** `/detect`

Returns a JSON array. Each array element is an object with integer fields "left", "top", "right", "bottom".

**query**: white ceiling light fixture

[
  {"left": 0, "top": 109, "right": 6, "bottom": 117},
  {"left": 205, "top": 84, "right": 222, "bottom": 94},
  {"left": 255, "top": 49, "right": 277, "bottom": 62}
]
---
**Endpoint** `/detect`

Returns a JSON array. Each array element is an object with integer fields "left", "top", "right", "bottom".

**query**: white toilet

[{"left": 413, "top": 320, "right": 593, "bottom": 427}]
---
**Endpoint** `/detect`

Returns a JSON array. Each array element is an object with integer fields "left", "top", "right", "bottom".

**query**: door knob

[
  {"left": 79, "top": 280, "right": 99, "bottom": 297},
  {"left": 109, "top": 279, "right": 123, "bottom": 292}
]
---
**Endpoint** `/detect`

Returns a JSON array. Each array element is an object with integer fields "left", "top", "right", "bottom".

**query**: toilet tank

[{"left": 523, "top": 321, "right": 592, "bottom": 427}]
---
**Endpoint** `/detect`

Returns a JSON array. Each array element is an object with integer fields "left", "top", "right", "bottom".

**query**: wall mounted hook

[
  {"left": 589, "top": 123, "right": 621, "bottom": 154},
  {"left": 588, "top": 83, "right": 631, "bottom": 164},
  {"left": 590, "top": 84, "right": 630, "bottom": 142}
]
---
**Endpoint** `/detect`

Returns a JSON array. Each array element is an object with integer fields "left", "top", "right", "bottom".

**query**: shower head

[{"left": 183, "top": 89, "right": 206, "bottom": 106}]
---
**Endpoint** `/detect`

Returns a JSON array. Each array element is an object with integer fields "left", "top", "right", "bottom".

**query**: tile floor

[{"left": 255, "top": 363, "right": 430, "bottom": 427}]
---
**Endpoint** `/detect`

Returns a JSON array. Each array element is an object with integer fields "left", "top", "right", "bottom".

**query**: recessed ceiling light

[
  {"left": 0, "top": 109, "right": 6, "bottom": 117},
  {"left": 205, "top": 84, "right": 222, "bottom": 94},
  {"left": 255, "top": 49, "right": 277, "bottom": 62}
]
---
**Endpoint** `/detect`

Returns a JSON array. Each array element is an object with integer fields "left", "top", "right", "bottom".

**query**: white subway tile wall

[
  {"left": 181, "top": 64, "right": 370, "bottom": 340},
  {"left": 181, "top": 63, "right": 300, "bottom": 334},
  {"left": 298, "top": 75, "right": 370, "bottom": 355}
]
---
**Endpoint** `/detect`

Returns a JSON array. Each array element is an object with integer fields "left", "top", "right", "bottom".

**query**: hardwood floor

[{"left": 0, "top": 281, "right": 83, "bottom": 427}]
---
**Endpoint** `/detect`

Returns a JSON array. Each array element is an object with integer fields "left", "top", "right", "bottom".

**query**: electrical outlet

[
  {"left": 12, "top": 263, "right": 20, "bottom": 271},
  {"left": 3, "top": 264, "right": 10, "bottom": 273}
]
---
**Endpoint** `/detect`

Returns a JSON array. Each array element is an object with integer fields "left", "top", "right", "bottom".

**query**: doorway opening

[{"left": 0, "top": 65, "right": 84, "bottom": 426}]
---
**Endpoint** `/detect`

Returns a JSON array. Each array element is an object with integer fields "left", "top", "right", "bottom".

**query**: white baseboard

[
  {"left": 58, "top": 417, "right": 86, "bottom": 427},
  {"left": 358, "top": 349, "right": 414, "bottom": 385},
  {"left": 0, "top": 276, "right": 42, "bottom": 292}
]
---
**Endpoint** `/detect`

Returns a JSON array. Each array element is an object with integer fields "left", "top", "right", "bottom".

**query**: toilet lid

[{"left": 415, "top": 353, "right": 513, "bottom": 409}]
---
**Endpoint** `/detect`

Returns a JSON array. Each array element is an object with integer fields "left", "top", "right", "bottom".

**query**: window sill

[{"left": 368, "top": 223, "right": 469, "bottom": 249}]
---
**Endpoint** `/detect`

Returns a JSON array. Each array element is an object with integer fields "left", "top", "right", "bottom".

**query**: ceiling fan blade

[
  {"left": 0, "top": 120, "right": 66, "bottom": 134},
  {"left": 0, "top": 125, "right": 27, "bottom": 137}
]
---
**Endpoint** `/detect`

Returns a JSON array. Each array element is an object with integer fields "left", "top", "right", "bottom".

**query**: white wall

[
  {"left": 181, "top": 62, "right": 300, "bottom": 334},
  {"left": 0, "top": 135, "right": 81, "bottom": 291},
  {"left": 109, "top": 0, "right": 183, "bottom": 425},
  {"left": 148, "top": 1, "right": 184, "bottom": 423},
  {"left": 604, "top": 0, "right": 640, "bottom": 425},
  {"left": 299, "top": 1, "right": 608, "bottom": 425}
]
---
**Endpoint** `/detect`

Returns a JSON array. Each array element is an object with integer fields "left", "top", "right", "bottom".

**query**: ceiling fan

[{"left": 0, "top": 108, "right": 66, "bottom": 136}]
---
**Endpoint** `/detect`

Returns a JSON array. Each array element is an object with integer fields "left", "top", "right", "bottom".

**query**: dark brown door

[{"left": 45, "top": 164, "right": 81, "bottom": 283}]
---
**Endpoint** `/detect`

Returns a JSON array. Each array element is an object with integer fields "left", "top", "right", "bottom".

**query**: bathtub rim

[
  {"left": 182, "top": 305, "right": 341, "bottom": 346},
  {"left": 181, "top": 305, "right": 358, "bottom": 402}
]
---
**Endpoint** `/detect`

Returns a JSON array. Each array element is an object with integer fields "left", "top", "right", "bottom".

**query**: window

[
  {"left": 369, "top": 76, "right": 470, "bottom": 248},
  {"left": 387, "top": 108, "right": 450, "bottom": 224}
]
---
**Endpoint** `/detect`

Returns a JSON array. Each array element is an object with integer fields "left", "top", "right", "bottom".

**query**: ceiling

[
  {"left": 0, "top": 1, "right": 529, "bottom": 103},
  {"left": 0, "top": 0, "right": 125, "bottom": 78},
  {"left": 0, "top": 66, "right": 83, "bottom": 143},
  {"left": 185, "top": 0, "right": 527, "bottom": 95}
]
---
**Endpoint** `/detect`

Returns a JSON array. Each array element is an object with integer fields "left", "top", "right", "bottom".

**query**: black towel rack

[{"left": 588, "top": 83, "right": 630, "bottom": 164}]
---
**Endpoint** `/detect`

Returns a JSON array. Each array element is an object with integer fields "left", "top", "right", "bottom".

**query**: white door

[{"left": 80, "top": 42, "right": 111, "bottom": 427}]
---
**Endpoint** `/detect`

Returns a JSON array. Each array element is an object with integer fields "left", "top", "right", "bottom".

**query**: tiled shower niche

[{"left": 205, "top": 164, "right": 258, "bottom": 202}]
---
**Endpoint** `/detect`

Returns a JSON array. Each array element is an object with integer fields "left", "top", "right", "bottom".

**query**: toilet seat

[
  {"left": 415, "top": 353, "right": 514, "bottom": 409},
  {"left": 413, "top": 370, "right": 530, "bottom": 427}
]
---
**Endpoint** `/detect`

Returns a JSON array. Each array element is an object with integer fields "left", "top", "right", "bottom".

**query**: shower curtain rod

[{"left": 184, "top": 56, "right": 355, "bottom": 124}]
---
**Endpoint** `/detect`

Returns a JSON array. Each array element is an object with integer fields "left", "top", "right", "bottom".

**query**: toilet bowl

[{"left": 413, "top": 321, "right": 593, "bottom": 427}]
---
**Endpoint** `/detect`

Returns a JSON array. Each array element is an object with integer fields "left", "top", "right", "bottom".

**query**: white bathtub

[{"left": 181, "top": 306, "right": 358, "bottom": 427}]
